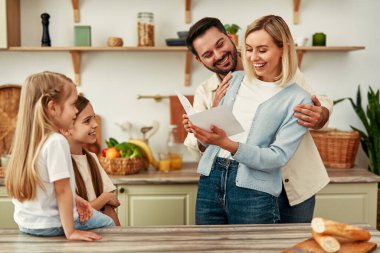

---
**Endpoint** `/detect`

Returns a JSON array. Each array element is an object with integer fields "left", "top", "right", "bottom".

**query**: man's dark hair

[{"left": 186, "top": 17, "right": 227, "bottom": 57}]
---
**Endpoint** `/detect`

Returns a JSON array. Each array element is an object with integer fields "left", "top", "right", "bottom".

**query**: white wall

[{"left": 0, "top": 0, "right": 379, "bottom": 166}]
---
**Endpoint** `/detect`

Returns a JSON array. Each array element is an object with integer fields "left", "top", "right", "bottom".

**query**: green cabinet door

[
  {"left": 117, "top": 184, "right": 197, "bottom": 227},
  {"left": 0, "top": 186, "right": 17, "bottom": 228},
  {"left": 314, "top": 183, "right": 378, "bottom": 227}
]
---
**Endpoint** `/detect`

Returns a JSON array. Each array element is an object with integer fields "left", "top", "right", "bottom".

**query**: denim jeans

[
  {"left": 19, "top": 209, "right": 115, "bottom": 237},
  {"left": 278, "top": 185, "right": 315, "bottom": 223},
  {"left": 196, "top": 157, "right": 280, "bottom": 225}
]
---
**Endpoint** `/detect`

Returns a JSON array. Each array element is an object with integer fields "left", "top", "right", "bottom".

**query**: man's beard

[{"left": 204, "top": 46, "right": 238, "bottom": 76}]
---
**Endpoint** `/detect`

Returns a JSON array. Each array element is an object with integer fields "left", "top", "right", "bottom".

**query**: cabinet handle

[{"left": 119, "top": 188, "right": 125, "bottom": 194}]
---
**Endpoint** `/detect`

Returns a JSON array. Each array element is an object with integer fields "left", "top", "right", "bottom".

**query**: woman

[{"left": 187, "top": 15, "right": 326, "bottom": 224}]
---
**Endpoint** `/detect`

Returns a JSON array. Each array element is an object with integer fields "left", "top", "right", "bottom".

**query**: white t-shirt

[
  {"left": 13, "top": 133, "right": 78, "bottom": 229},
  {"left": 218, "top": 76, "right": 282, "bottom": 158},
  {"left": 71, "top": 153, "right": 116, "bottom": 201}
]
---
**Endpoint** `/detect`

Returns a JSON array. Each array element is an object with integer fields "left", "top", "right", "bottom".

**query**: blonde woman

[
  {"left": 188, "top": 15, "right": 327, "bottom": 224},
  {"left": 6, "top": 72, "right": 114, "bottom": 240}
]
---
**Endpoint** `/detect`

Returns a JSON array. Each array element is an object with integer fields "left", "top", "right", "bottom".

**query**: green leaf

[
  {"left": 224, "top": 23, "right": 240, "bottom": 34},
  {"left": 338, "top": 85, "right": 380, "bottom": 176}
]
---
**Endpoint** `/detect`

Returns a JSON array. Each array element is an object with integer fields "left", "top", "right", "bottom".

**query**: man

[{"left": 183, "top": 17, "right": 331, "bottom": 223}]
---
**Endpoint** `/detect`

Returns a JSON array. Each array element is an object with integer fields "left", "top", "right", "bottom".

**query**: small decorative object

[
  {"left": 74, "top": 25, "right": 91, "bottom": 46},
  {"left": 294, "top": 37, "right": 308, "bottom": 47},
  {"left": 224, "top": 23, "right": 241, "bottom": 46},
  {"left": 312, "top": 32, "right": 326, "bottom": 46},
  {"left": 137, "top": 12, "right": 155, "bottom": 47},
  {"left": 41, "top": 13, "right": 51, "bottom": 47},
  {"left": 107, "top": 37, "right": 123, "bottom": 47}
]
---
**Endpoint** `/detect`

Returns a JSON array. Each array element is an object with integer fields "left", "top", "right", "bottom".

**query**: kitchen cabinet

[
  {"left": 314, "top": 182, "right": 378, "bottom": 227},
  {"left": 0, "top": 186, "right": 17, "bottom": 229},
  {"left": 117, "top": 184, "right": 197, "bottom": 226}
]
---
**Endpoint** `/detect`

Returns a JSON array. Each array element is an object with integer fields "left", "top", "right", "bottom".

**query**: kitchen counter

[
  {"left": 1, "top": 163, "right": 380, "bottom": 185},
  {"left": 109, "top": 162, "right": 380, "bottom": 185},
  {"left": 1, "top": 223, "right": 379, "bottom": 252}
]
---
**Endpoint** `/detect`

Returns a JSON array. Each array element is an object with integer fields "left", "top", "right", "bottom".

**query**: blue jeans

[
  {"left": 19, "top": 209, "right": 115, "bottom": 237},
  {"left": 196, "top": 157, "right": 280, "bottom": 225},
  {"left": 278, "top": 185, "right": 315, "bottom": 223}
]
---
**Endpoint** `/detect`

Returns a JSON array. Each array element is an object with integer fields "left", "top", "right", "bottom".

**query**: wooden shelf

[
  {"left": 69, "top": 0, "right": 192, "bottom": 24},
  {"left": 8, "top": 46, "right": 188, "bottom": 52},
  {"left": 9, "top": 46, "right": 190, "bottom": 86},
  {"left": 296, "top": 46, "right": 365, "bottom": 66},
  {"left": 7, "top": 46, "right": 365, "bottom": 85}
]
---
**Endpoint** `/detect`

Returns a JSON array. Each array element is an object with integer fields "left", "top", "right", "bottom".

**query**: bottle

[
  {"left": 167, "top": 125, "right": 182, "bottom": 170},
  {"left": 137, "top": 12, "right": 155, "bottom": 47}
]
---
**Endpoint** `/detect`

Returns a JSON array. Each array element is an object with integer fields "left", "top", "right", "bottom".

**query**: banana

[{"left": 128, "top": 139, "right": 158, "bottom": 169}]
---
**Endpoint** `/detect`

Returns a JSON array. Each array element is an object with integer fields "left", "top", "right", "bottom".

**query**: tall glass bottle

[{"left": 167, "top": 124, "right": 182, "bottom": 170}]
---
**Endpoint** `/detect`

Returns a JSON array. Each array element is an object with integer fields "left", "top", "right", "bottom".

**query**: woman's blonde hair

[
  {"left": 242, "top": 15, "right": 298, "bottom": 86},
  {"left": 6, "top": 71, "right": 75, "bottom": 201}
]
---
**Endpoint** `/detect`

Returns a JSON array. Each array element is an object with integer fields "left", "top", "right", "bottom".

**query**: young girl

[
  {"left": 5, "top": 71, "right": 114, "bottom": 241},
  {"left": 64, "top": 95, "right": 121, "bottom": 226}
]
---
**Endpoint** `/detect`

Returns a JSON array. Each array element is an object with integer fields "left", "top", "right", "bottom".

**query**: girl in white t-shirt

[
  {"left": 64, "top": 95, "right": 121, "bottom": 226},
  {"left": 6, "top": 71, "right": 114, "bottom": 241}
]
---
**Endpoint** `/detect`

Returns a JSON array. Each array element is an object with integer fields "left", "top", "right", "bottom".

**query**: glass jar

[
  {"left": 167, "top": 125, "right": 182, "bottom": 170},
  {"left": 137, "top": 12, "right": 155, "bottom": 47}
]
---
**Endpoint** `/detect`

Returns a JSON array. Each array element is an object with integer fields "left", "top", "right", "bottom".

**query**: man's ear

[{"left": 195, "top": 55, "right": 202, "bottom": 63}]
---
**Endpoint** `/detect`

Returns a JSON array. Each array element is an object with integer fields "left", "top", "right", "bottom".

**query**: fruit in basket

[
  {"left": 115, "top": 142, "right": 144, "bottom": 159},
  {"left": 128, "top": 139, "right": 158, "bottom": 169},
  {"left": 105, "top": 137, "right": 119, "bottom": 148},
  {"left": 105, "top": 147, "right": 121, "bottom": 158}
]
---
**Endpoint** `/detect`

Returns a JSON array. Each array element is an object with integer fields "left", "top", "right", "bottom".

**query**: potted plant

[
  {"left": 224, "top": 23, "right": 241, "bottom": 46},
  {"left": 334, "top": 85, "right": 380, "bottom": 175}
]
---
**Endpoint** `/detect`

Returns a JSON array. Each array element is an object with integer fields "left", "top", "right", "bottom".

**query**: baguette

[
  {"left": 311, "top": 217, "right": 371, "bottom": 241},
  {"left": 312, "top": 230, "right": 341, "bottom": 252}
]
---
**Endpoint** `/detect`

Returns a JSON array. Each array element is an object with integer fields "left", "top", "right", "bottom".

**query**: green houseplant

[
  {"left": 334, "top": 85, "right": 380, "bottom": 175},
  {"left": 224, "top": 23, "right": 241, "bottom": 46}
]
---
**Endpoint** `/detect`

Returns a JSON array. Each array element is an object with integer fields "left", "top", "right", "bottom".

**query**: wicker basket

[
  {"left": 98, "top": 156, "right": 144, "bottom": 175},
  {"left": 310, "top": 129, "right": 360, "bottom": 169}
]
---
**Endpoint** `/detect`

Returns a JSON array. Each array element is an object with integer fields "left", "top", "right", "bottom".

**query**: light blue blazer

[{"left": 197, "top": 71, "right": 313, "bottom": 197}]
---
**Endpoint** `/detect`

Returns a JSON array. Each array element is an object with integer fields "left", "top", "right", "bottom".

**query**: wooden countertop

[
  {"left": 1, "top": 163, "right": 380, "bottom": 186},
  {"left": 109, "top": 162, "right": 380, "bottom": 185},
  {"left": 0, "top": 223, "right": 379, "bottom": 252}
]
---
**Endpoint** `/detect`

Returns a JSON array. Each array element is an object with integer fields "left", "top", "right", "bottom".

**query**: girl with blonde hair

[
  {"left": 63, "top": 95, "right": 120, "bottom": 226},
  {"left": 6, "top": 71, "right": 114, "bottom": 240}
]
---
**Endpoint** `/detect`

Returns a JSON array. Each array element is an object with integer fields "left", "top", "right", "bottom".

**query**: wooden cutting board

[
  {"left": 169, "top": 95, "right": 194, "bottom": 143},
  {"left": 283, "top": 238, "right": 377, "bottom": 253},
  {"left": 0, "top": 84, "right": 21, "bottom": 155}
]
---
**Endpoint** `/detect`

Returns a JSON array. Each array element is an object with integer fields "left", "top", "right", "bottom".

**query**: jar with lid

[
  {"left": 137, "top": 12, "right": 155, "bottom": 47},
  {"left": 166, "top": 124, "right": 182, "bottom": 170}
]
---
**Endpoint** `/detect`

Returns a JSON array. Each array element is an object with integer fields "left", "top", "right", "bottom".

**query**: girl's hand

[
  {"left": 106, "top": 192, "right": 121, "bottom": 208},
  {"left": 190, "top": 123, "right": 239, "bottom": 154},
  {"left": 75, "top": 195, "right": 93, "bottom": 223},
  {"left": 67, "top": 230, "right": 102, "bottom": 241}
]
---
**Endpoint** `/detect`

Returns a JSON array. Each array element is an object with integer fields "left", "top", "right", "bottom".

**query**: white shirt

[
  {"left": 13, "top": 133, "right": 78, "bottom": 229},
  {"left": 71, "top": 153, "right": 116, "bottom": 201},
  {"left": 218, "top": 77, "right": 282, "bottom": 158}
]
